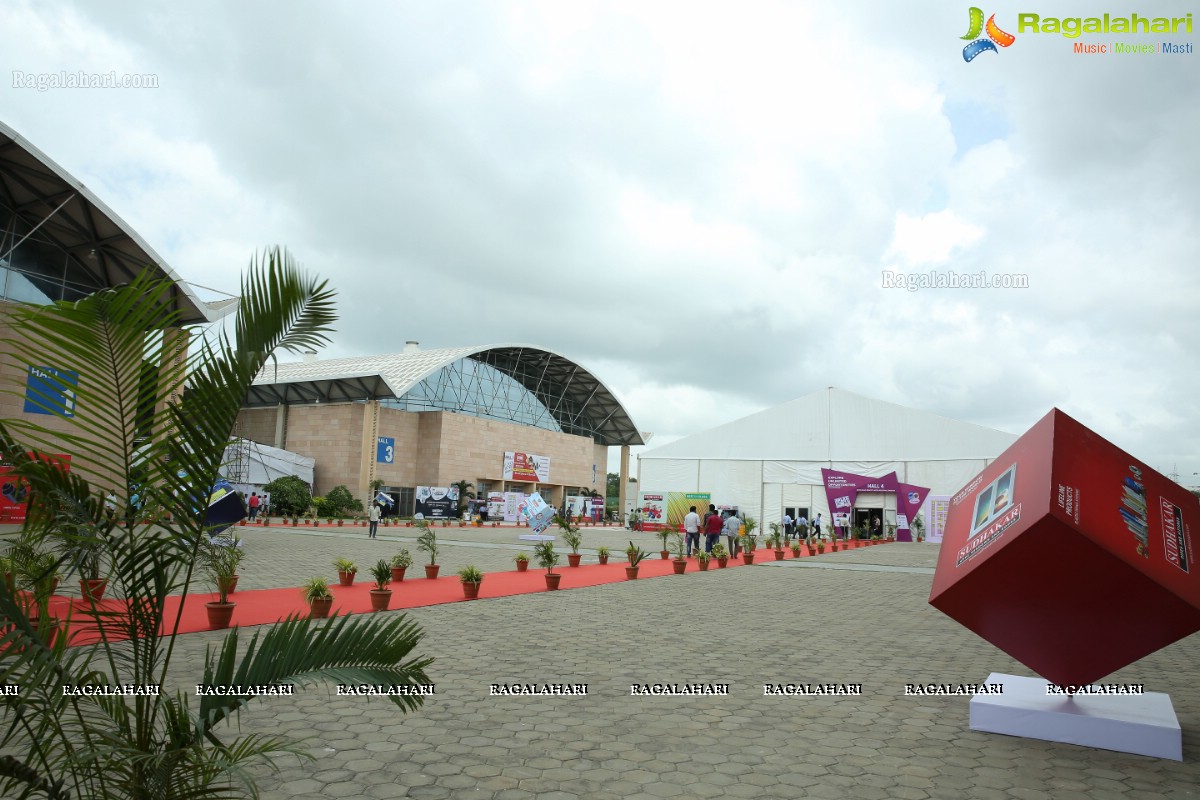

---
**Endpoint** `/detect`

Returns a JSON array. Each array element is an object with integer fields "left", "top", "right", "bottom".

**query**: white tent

[
  {"left": 222, "top": 438, "right": 314, "bottom": 489},
  {"left": 637, "top": 387, "right": 1018, "bottom": 531}
]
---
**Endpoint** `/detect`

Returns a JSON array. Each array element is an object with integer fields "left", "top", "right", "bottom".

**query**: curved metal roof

[
  {"left": 246, "top": 344, "right": 645, "bottom": 447},
  {"left": 0, "top": 120, "right": 224, "bottom": 324}
]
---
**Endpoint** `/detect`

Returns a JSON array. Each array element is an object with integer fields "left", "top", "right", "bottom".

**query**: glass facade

[
  {"left": 0, "top": 202, "right": 103, "bottom": 305},
  {"left": 382, "top": 358, "right": 562, "bottom": 433}
]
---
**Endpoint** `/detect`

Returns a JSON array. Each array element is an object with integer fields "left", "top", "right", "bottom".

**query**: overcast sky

[{"left": 4, "top": 0, "right": 1197, "bottom": 483}]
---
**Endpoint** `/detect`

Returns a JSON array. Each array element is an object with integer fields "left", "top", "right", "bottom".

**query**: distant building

[
  {"left": 638, "top": 387, "right": 1017, "bottom": 535},
  {"left": 237, "top": 343, "right": 644, "bottom": 515}
]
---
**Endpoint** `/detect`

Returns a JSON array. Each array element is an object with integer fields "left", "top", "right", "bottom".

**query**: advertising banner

[
  {"left": 926, "top": 495, "right": 951, "bottom": 543},
  {"left": 487, "top": 491, "right": 505, "bottom": 520},
  {"left": 636, "top": 492, "right": 666, "bottom": 530},
  {"left": 502, "top": 491, "right": 524, "bottom": 522},
  {"left": 929, "top": 408, "right": 1200, "bottom": 688},
  {"left": 667, "top": 492, "right": 712, "bottom": 530},
  {"left": 415, "top": 486, "right": 459, "bottom": 519},
  {"left": 0, "top": 453, "right": 72, "bottom": 524},
  {"left": 502, "top": 451, "right": 550, "bottom": 483},
  {"left": 518, "top": 491, "right": 557, "bottom": 534}
]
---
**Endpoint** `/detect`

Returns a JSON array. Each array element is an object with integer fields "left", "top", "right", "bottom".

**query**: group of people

[
  {"left": 781, "top": 511, "right": 824, "bottom": 541},
  {"left": 681, "top": 504, "right": 753, "bottom": 558}
]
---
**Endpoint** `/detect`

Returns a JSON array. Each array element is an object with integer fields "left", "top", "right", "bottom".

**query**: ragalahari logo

[{"left": 962, "top": 7, "right": 1016, "bottom": 61}]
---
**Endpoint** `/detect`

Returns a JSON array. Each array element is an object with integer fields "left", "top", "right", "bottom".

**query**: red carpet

[{"left": 45, "top": 542, "right": 883, "bottom": 644}]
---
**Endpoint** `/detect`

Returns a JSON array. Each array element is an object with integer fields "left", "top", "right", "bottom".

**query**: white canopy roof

[
  {"left": 641, "top": 387, "right": 1017, "bottom": 462},
  {"left": 222, "top": 438, "right": 315, "bottom": 487}
]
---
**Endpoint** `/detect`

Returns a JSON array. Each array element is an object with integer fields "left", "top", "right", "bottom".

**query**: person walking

[
  {"left": 723, "top": 510, "right": 742, "bottom": 558},
  {"left": 368, "top": 502, "right": 381, "bottom": 539},
  {"left": 683, "top": 505, "right": 702, "bottom": 557},
  {"left": 704, "top": 506, "right": 723, "bottom": 553},
  {"left": 247, "top": 492, "right": 260, "bottom": 521},
  {"left": 782, "top": 510, "right": 793, "bottom": 542},
  {"left": 796, "top": 512, "right": 808, "bottom": 541}
]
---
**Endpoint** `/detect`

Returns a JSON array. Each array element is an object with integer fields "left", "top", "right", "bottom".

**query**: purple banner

[{"left": 820, "top": 468, "right": 927, "bottom": 541}]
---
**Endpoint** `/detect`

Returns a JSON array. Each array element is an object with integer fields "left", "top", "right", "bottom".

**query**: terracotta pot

[
  {"left": 369, "top": 589, "right": 392, "bottom": 612},
  {"left": 337, "top": 571, "right": 355, "bottom": 587},
  {"left": 660, "top": 550, "right": 670, "bottom": 560},
  {"left": 717, "top": 557, "right": 729, "bottom": 568},
  {"left": 425, "top": 564, "right": 440, "bottom": 580},
  {"left": 545, "top": 573, "right": 562, "bottom": 590},
  {"left": 742, "top": 552, "right": 755, "bottom": 565},
  {"left": 791, "top": 548, "right": 802, "bottom": 558},
  {"left": 774, "top": 549, "right": 785, "bottom": 561},
  {"left": 309, "top": 597, "right": 333, "bottom": 618},
  {"left": 390, "top": 567, "right": 407, "bottom": 583},
  {"left": 206, "top": 602, "right": 235, "bottom": 629},
  {"left": 80, "top": 578, "right": 108, "bottom": 603},
  {"left": 567, "top": 553, "right": 582, "bottom": 568},
  {"left": 337, "top": 520, "right": 344, "bottom": 527},
  {"left": 697, "top": 559, "right": 709, "bottom": 571},
  {"left": 672, "top": 559, "right": 687, "bottom": 574},
  {"left": 598, "top": 555, "right": 609, "bottom": 565},
  {"left": 291, "top": 520, "right": 298, "bottom": 527},
  {"left": 515, "top": 560, "right": 529, "bottom": 572},
  {"left": 462, "top": 581, "right": 480, "bottom": 599},
  {"left": 624, "top": 566, "right": 639, "bottom": 580},
  {"left": 217, "top": 574, "right": 239, "bottom": 596}
]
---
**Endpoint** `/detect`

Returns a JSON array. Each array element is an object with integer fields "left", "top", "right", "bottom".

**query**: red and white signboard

[
  {"left": 929, "top": 408, "right": 1200, "bottom": 688},
  {"left": 502, "top": 451, "right": 550, "bottom": 483}
]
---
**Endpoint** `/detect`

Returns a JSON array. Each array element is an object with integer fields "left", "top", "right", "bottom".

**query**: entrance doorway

[{"left": 854, "top": 508, "right": 883, "bottom": 538}]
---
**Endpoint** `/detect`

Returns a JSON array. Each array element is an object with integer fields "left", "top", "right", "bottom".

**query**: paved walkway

[{"left": 144, "top": 531, "right": 1200, "bottom": 799}]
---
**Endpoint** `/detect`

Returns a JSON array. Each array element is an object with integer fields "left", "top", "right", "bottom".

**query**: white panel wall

[
  {"left": 904, "top": 459, "right": 989, "bottom": 496},
  {"left": 698, "top": 459, "right": 764, "bottom": 523},
  {"left": 638, "top": 458, "right": 700, "bottom": 492},
  {"left": 762, "top": 461, "right": 827, "bottom": 484}
]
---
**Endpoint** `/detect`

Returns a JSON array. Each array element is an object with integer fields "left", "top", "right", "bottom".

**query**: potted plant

[
  {"left": 534, "top": 540, "right": 561, "bottom": 590},
  {"left": 695, "top": 549, "right": 711, "bottom": 571},
  {"left": 625, "top": 542, "right": 648, "bottom": 580},
  {"left": 367, "top": 559, "right": 392, "bottom": 611},
  {"left": 657, "top": 527, "right": 672, "bottom": 560},
  {"left": 514, "top": 552, "right": 530, "bottom": 572},
  {"left": 596, "top": 546, "right": 610, "bottom": 565},
  {"left": 790, "top": 539, "right": 803, "bottom": 558},
  {"left": 670, "top": 533, "right": 687, "bottom": 574},
  {"left": 912, "top": 514, "right": 925, "bottom": 542},
  {"left": 816, "top": 536, "right": 825, "bottom": 554},
  {"left": 416, "top": 522, "right": 439, "bottom": 579},
  {"left": 333, "top": 557, "right": 357, "bottom": 587},
  {"left": 202, "top": 540, "right": 243, "bottom": 629},
  {"left": 557, "top": 515, "right": 584, "bottom": 567},
  {"left": 742, "top": 525, "right": 757, "bottom": 564},
  {"left": 302, "top": 577, "right": 334, "bottom": 618},
  {"left": 712, "top": 542, "right": 729, "bottom": 568},
  {"left": 458, "top": 565, "right": 484, "bottom": 599},
  {"left": 389, "top": 549, "right": 412, "bottom": 582},
  {"left": 766, "top": 528, "right": 785, "bottom": 560}
]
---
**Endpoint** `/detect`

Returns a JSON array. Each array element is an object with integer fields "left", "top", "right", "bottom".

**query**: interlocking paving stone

[{"left": 20, "top": 528, "right": 1200, "bottom": 799}]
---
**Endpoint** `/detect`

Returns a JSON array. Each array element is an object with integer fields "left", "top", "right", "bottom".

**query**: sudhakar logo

[{"left": 962, "top": 7, "right": 1016, "bottom": 61}]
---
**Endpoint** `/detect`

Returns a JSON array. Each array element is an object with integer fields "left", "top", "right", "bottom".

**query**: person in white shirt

[
  {"left": 683, "top": 506, "right": 702, "bottom": 557},
  {"left": 782, "top": 512, "right": 793, "bottom": 542}
]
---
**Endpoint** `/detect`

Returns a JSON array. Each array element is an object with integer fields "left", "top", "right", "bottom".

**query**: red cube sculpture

[{"left": 929, "top": 408, "right": 1200, "bottom": 688}]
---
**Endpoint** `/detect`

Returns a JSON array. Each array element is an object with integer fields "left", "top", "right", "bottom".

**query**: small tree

[
  {"left": 325, "top": 484, "right": 362, "bottom": 516},
  {"left": 451, "top": 480, "right": 475, "bottom": 517},
  {"left": 263, "top": 474, "right": 311, "bottom": 516}
]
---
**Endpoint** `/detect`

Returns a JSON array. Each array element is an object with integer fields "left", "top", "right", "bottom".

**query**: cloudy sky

[{"left": 3, "top": 0, "right": 1197, "bottom": 481}]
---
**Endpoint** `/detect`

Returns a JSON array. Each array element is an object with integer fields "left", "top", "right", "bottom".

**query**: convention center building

[
  {"left": 0, "top": 121, "right": 229, "bottom": 500},
  {"left": 236, "top": 345, "right": 645, "bottom": 517}
]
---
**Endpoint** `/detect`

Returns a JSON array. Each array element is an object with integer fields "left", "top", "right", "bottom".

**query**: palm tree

[
  {"left": 0, "top": 248, "right": 432, "bottom": 799},
  {"left": 451, "top": 480, "right": 475, "bottom": 518}
]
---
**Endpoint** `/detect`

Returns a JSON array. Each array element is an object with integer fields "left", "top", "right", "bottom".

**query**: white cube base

[{"left": 969, "top": 673, "right": 1181, "bottom": 760}]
